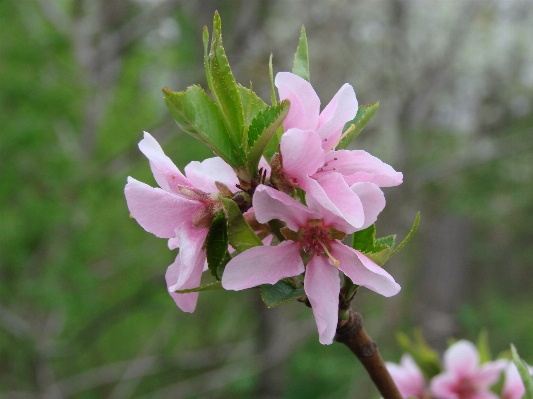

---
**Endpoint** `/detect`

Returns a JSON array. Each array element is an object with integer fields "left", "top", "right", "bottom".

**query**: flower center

[{"left": 301, "top": 223, "right": 340, "bottom": 266}]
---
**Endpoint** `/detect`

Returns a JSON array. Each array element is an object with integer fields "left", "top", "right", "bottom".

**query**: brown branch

[{"left": 335, "top": 310, "right": 402, "bottom": 399}]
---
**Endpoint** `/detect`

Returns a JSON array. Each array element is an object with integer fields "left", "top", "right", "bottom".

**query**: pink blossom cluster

[
  {"left": 386, "top": 340, "right": 531, "bottom": 399},
  {"left": 125, "top": 72, "right": 403, "bottom": 344}
]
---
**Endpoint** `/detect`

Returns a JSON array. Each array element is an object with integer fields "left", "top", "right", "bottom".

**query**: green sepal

[
  {"left": 208, "top": 12, "right": 244, "bottom": 149},
  {"left": 292, "top": 26, "right": 310, "bottom": 82},
  {"left": 173, "top": 281, "right": 222, "bottom": 294},
  {"left": 220, "top": 198, "right": 262, "bottom": 253},
  {"left": 389, "top": 212, "right": 420, "bottom": 257},
  {"left": 206, "top": 211, "right": 231, "bottom": 280},
  {"left": 246, "top": 100, "right": 290, "bottom": 173},
  {"left": 336, "top": 102, "right": 380, "bottom": 150},
  {"left": 511, "top": 344, "right": 533, "bottom": 399},
  {"left": 163, "top": 85, "right": 237, "bottom": 167},
  {"left": 397, "top": 330, "right": 442, "bottom": 380},
  {"left": 260, "top": 279, "right": 305, "bottom": 308}
]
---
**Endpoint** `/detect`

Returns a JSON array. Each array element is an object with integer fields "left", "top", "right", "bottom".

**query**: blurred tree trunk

[{"left": 415, "top": 215, "right": 472, "bottom": 349}]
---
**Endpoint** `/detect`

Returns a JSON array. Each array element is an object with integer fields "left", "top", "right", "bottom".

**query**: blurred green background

[{"left": 1, "top": 0, "right": 533, "bottom": 398}]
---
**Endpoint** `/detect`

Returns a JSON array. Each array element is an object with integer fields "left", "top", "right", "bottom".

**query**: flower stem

[{"left": 335, "top": 310, "right": 402, "bottom": 399}]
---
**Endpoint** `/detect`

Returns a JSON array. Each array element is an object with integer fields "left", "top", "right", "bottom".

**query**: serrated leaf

[
  {"left": 292, "top": 26, "right": 310, "bottom": 82},
  {"left": 209, "top": 12, "right": 244, "bottom": 146},
  {"left": 247, "top": 100, "right": 290, "bottom": 173},
  {"left": 173, "top": 281, "right": 222, "bottom": 294},
  {"left": 238, "top": 84, "right": 267, "bottom": 127},
  {"left": 206, "top": 211, "right": 230, "bottom": 280},
  {"left": 163, "top": 85, "right": 238, "bottom": 167},
  {"left": 203, "top": 26, "right": 212, "bottom": 93},
  {"left": 220, "top": 198, "right": 262, "bottom": 253},
  {"left": 262, "top": 125, "right": 283, "bottom": 162},
  {"left": 511, "top": 345, "right": 533, "bottom": 399},
  {"left": 376, "top": 235, "right": 396, "bottom": 250},
  {"left": 390, "top": 212, "right": 420, "bottom": 257},
  {"left": 365, "top": 248, "right": 392, "bottom": 266},
  {"left": 352, "top": 224, "right": 388, "bottom": 254},
  {"left": 336, "top": 102, "right": 380, "bottom": 150},
  {"left": 260, "top": 279, "right": 305, "bottom": 308}
]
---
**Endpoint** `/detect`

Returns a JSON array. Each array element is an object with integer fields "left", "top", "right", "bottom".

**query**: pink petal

[
  {"left": 503, "top": 362, "right": 526, "bottom": 399},
  {"left": 444, "top": 340, "right": 480, "bottom": 378},
  {"left": 184, "top": 157, "right": 239, "bottom": 194},
  {"left": 174, "top": 221, "right": 209, "bottom": 286},
  {"left": 280, "top": 129, "right": 325, "bottom": 179},
  {"left": 350, "top": 182, "right": 386, "bottom": 230},
  {"left": 386, "top": 354, "right": 426, "bottom": 399},
  {"left": 316, "top": 83, "right": 358, "bottom": 149},
  {"left": 305, "top": 194, "right": 356, "bottom": 234},
  {"left": 430, "top": 372, "right": 460, "bottom": 399},
  {"left": 304, "top": 255, "right": 341, "bottom": 345},
  {"left": 139, "top": 131, "right": 190, "bottom": 192},
  {"left": 333, "top": 243, "right": 400, "bottom": 297},
  {"left": 222, "top": 241, "right": 304, "bottom": 290},
  {"left": 275, "top": 72, "right": 320, "bottom": 131},
  {"left": 471, "top": 359, "right": 507, "bottom": 387},
  {"left": 125, "top": 177, "right": 201, "bottom": 238},
  {"left": 253, "top": 185, "right": 318, "bottom": 231},
  {"left": 166, "top": 252, "right": 205, "bottom": 313},
  {"left": 306, "top": 173, "right": 365, "bottom": 228},
  {"left": 337, "top": 150, "right": 403, "bottom": 187}
]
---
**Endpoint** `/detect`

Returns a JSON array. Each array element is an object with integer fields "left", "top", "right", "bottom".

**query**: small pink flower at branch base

[
  {"left": 221, "top": 185, "right": 400, "bottom": 345},
  {"left": 125, "top": 132, "right": 239, "bottom": 312},
  {"left": 386, "top": 354, "right": 427, "bottom": 399},
  {"left": 273, "top": 72, "right": 402, "bottom": 228},
  {"left": 502, "top": 361, "right": 533, "bottom": 399},
  {"left": 430, "top": 340, "right": 506, "bottom": 399}
]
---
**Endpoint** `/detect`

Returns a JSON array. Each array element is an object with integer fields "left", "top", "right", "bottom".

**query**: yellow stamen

[
  {"left": 317, "top": 239, "right": 340, "bottom": 266},
  {"left": 327, "top": 123, "right": 355, "bottom": 152}
]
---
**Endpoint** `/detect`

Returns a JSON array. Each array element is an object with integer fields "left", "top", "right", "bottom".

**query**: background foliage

[{"left": 1, "top": 0, "right": 533, "bottom": 398}]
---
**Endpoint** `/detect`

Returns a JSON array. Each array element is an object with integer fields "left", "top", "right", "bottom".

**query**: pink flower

[
  {"left": 221, "top": 184, "right": 400, "bottom": 345},
  {"left": 125, "top": 132, "right": 238, "bottom": 312},
  {"left": 430, "top": 340, "right": 506, "bottom": 399},
  {"left": 502, "top": 361, "right": 533, "bottom": 399},
  {"left": 274, "top": 72, "right": 402, "bottom": 228},
  {"left": 386, "top": 354, "right": 427, "bottom": 399}
]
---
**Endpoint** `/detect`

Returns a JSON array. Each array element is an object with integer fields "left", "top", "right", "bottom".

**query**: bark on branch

[{"left": 335, "top": 310, "right": 402, "bottom": 399}]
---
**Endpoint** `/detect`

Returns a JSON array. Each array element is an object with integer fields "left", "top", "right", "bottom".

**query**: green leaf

[
  {"left": 476, "top": 330, "right": 491, "bottom": 364},
  {"left": 511, "top": 345, "right": 533, "bottom": 399},
  {"left": 206, "top": 212, "right": 230, "bottom": 280},
  {"left": 389, "top": 212, "right": 420, "bottom": 257},
  {"left": 269, "top": 53, "right": 277, "bottom": 105},
  {"left": 238, "top": 84, "right": 267, "bottom": 127},
  {"left": 203, "top": 26, "right": 212, "bottom": 95},
  {"left": 262, "top": 125, "right": 283, "bottom": 162},
  {"left": 173, "top": 281, "right": 222, "bottom": 294},
  {"left": 336, "top": 102, "right": 380, "bottom": 150},
  {"left": 351, "top": 224, "right": 388, "bottom": 253},
  {"left": 292, "top": 26, "right": 310, "bottom": 82},
  {"left": 260, "top": 279, "right": 305, "bottom": 308},
  {"left": 208, "top": 12, "right": 244, "bottom": 146},
  {"left": 163, "top": 85, "right": 238, "bottom": 167},
  {"left": 247, "top": 100, "right": 290, "bottom": 173},
  {"left": 397, "top": 330, "right": 442, "bottom": 380},
  {"left": 365, "top": 248, "right": 393, "bottom": 266},
  {"left": 220, "top": 198, "right": 262, "bottom": 253}
]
